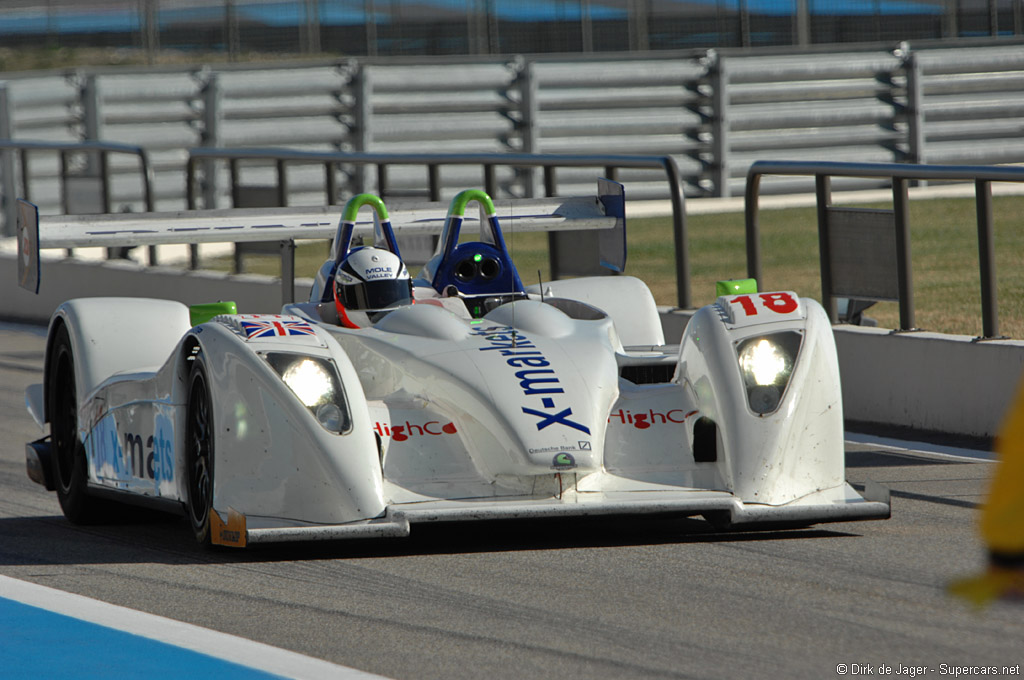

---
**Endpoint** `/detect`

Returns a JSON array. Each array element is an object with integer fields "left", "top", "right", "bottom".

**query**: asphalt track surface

[{"left": 1, "top": 321, "right": 1022, "bottom": 680}]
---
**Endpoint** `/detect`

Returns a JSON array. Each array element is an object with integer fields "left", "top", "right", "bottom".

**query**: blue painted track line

[
  {"left": 0, "top": 597, "right": 286, "bottom": 680},
  {"left": 0, "top": 575, "right": 388, "bottom": 680}
]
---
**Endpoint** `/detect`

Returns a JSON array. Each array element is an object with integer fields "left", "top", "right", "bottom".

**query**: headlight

[
  {"left": 281, "top": 359, "right": 333, "bottom": 408},
  {"left": 736, "top": 332, "right": 802, "bottom": 415},
  {"left": 263, "top": 353, "right": 351, "bottom": 434}
]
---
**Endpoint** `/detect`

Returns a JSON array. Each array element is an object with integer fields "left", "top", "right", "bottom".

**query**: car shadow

[{"left": 0, "top": 511, "right": 861, "bottom": 567}]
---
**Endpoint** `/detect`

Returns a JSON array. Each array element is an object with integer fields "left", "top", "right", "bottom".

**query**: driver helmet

[{"left": 333, "top": 247, "right": 412, "bottom": 327}]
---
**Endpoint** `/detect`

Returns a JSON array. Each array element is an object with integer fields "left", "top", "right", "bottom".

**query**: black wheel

[
  {"left": 185, "top": 352, "right": 214, "bottom": 544},
  {"left": 48, "top": 324, "right": 107, "bottom": 523}
]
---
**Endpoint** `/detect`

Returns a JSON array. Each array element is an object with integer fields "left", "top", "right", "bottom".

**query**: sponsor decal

[
  {"left": 375, "top": 420, "right": 458, "bottom": 442},
  {"left": 552, "top": 452, "right": 577, "bottom": 470},
  {"left": 123, "top": 430, "right": 175, "bottom": 482},
  {"left": 607, "top": 408, "right": 698, "bottom": 429},
  {"left": 238, "top": 315, "right": 316, "bottom": 339},
  {"left": 210, "top": 507, "right": 247, "bottom": 548},
  {"left": 88, "top": 415, "right": 175, "bottom": 486},
  {"left": 363, "top": 265, "right": 394, "bottom": 280},
  {"left": 89, "top": 415, "right": 124, "bottom": 478},
  {"left": 529, "top": 444, "right": 580, "bottom": 454},
  {"left": 471, "top": 325, "right": 590, "bottom": 435}
]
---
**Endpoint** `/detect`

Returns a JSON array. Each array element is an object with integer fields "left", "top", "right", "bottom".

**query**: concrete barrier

[
  {"left": 3, "top": 252, "right": 1020, "bottom": 442},
  {"left": 832, "top": 326, "right": 1022, "bottom": 441}
]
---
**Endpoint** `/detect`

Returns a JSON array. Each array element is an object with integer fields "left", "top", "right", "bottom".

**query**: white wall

[{"left": 832, "top": 326, "right": 1023, "bottom": 439}]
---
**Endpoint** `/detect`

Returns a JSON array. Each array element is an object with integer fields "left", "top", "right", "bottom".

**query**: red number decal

[
  {"left": 731, "top": 295, "right": 758, "bottom": 316},
  {"left": 759, "top": 292, "right": 798, "bottom": 314},
  {"left": 730, "top": 292, "right": 798, "bottom": 317}
]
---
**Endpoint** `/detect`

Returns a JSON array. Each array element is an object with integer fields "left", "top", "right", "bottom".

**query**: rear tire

[
  {"left": 49, "top": 324, "right": 107, "bottom": 523},
  {"left": 185, "top": 351, "right": 214, "bottom": 545}
]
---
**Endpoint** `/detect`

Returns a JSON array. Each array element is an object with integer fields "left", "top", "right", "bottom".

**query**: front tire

[
  {"left": 49, "top": 324, "right": 107, "bottom": 523},
  {"left": 185, "top": 351, "right": 215, "bottom": 544}
]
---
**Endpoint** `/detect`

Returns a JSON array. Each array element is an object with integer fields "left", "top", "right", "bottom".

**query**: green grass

[{"left": 210, "top": 194, "right": 1024, "bottom": 339}]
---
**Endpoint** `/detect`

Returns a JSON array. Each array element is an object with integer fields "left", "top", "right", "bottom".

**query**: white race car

[{"left": 19, "top": 184, "right": 889, "bottom": 547}]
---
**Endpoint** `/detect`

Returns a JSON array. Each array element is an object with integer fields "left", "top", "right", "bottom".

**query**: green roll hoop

[
  {"left": 342, "top": 193, "right": 390, "bottom": 223},
  {"left": 448, "top": 189, "right": 496, "bottom": 218}
]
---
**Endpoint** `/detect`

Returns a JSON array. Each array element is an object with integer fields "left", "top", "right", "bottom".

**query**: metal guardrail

[
  {"left": 0, "top": 138, "right": 158, "bottom": 262},
  {"left": 186, "top": 148, "right": 692, "bottom": 308},
  {"left": 0, "top": 139, "right": 154, "bottom": 210},
  {"left": 744, "top": 160, "right": 1024, "bottom": 339}
]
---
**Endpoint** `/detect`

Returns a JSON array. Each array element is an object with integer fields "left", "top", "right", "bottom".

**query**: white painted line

[
  {"left": 0, "top": 574, "right": 390, "bottom": 680},
  {"left": 845, "top": 432, "right": 996, "bottom": 463}
]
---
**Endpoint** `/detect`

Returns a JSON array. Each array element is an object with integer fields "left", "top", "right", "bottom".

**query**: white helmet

[{"left": 333, "top": 247, "right": 412, "bottom": 325}]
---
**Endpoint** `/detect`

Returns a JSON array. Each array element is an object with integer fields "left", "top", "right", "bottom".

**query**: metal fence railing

[
  {"left": 6, "top": 142, "right": 1023, "bottom": 333},
  {"left": 744, "top": 160, "right": 1024, "bottom": 339},
  {"left": 0, "top": 138, "right": 158, "bottom": 262}
]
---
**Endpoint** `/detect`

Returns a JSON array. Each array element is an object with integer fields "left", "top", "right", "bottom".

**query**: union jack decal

[{"left": 239, "top": 317, "right": 316, "bottom": 339}]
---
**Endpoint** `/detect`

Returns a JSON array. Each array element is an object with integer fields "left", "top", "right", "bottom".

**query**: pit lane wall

[{"left": 3, "top": 253, "right": 1022, "bottom": 442}]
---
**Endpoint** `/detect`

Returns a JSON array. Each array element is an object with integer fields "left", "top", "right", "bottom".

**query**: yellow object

[
  {"left": 210, "top": 507, "right": 248, "bottom": 548},
  {"left": 949, "top": 376, "right": 1024, "bottom": 607},
  {"left": 982, "top": 378, "right": 1024, "bottom": 554},
  {"left": 949, "top": 568, "right": 1024, "bottom": 609}
]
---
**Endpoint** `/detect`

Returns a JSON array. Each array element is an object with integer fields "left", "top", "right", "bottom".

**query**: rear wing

[
  {"left": 17, "top": 181, "right": 625, "bottom": 294},
  {"left": 16, "top": 199, "right": 40, "bottom": 294}
]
